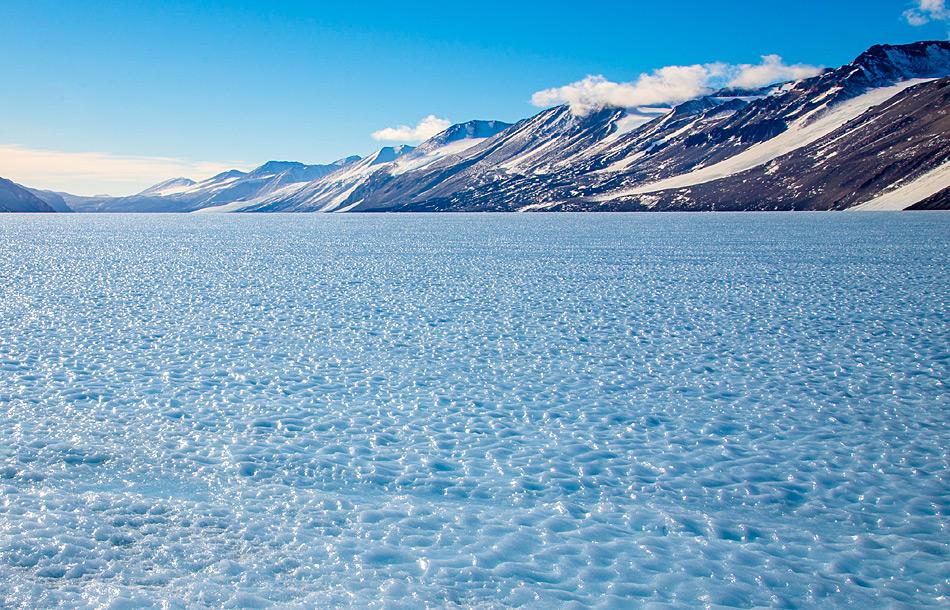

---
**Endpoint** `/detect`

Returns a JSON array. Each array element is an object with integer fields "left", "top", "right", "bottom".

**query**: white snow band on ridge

[{"left": 850, "top": 160, "right": 950, "bottom": 210}]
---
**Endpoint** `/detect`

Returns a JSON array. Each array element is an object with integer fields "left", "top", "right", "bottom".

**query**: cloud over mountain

[
  {"left": 727, "top": 55, "right": 825, "bottom": 88},
  {"left": 532, "top": 56, "right": 822, "bottom": 115},
  {"left": 372, "top": 115, "right": 452, "bottom": 142}
]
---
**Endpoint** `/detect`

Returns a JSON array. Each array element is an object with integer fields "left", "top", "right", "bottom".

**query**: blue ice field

[{"left": 0, "top": 213, "right": 947, "bottom": 608}]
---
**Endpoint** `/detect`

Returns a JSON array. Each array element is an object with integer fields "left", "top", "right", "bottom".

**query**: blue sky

[{"left": 1, "top": 0, "right": 947, "bottom": 194}]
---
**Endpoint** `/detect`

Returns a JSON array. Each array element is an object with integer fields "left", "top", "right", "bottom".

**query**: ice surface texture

[{"left": 0, "top": 213, "right": 947, "bottom": 608}]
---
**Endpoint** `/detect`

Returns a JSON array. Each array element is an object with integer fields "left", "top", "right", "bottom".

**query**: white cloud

[
  {"left": 372, "top": 115, "right": 452, "bottom": 142},
  {"left": 0, "top": 143, "right": 250, "bottom": 196},
  {"left": 532, "top": 56, "right": 822, "bottom": 116},
  {"left": 532, "top": 65, "right": 724, "bottom": 116},
  {"left": 728, "top": 55, "right": 824, "bottom": 89},
  {"left": 904, "top": 0, "right": 949, "bottom": 25}
]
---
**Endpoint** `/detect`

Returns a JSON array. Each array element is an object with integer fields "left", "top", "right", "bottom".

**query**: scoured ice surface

[{"left": 0, "top": 213, "right": 948, "bottom": 608}]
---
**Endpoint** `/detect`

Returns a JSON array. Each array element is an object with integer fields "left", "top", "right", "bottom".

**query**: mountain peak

[
  {"left": 251, "top": 161, "right": 306, "bottom": 176},
  {"left": 209, "top": 169, "right": 247, "bottom": 182},
  {"left": 138, "top": 177, "right": 196, "bottom": 196},
  {"left": 436, "top": 120, "right": 513, "bottom": 143},
  {"left": 411, "top": 119, "right": 513, "bottom": 155},
  {"left": 333, "top": 155, "right": 362, "bottom": 166},
  {"left": 857, "top": 40, "right": 950, "bottom": 62},
  {"left": 848, "top": 40, "right": 950, "bottom": 84},
  {"left": 369, "top": 145, "right": 415, "bottom": 165}
]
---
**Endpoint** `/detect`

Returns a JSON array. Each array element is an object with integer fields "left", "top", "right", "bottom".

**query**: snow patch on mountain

[
  {"left": 138, "top": 177, "right": 197, "bottom": 197},
  {"left": 606, "top": 107, "right": 673, "bottom": 140},
  {"left": 392, "top": 138, "right": 490, "bottom": 175},
  {"left": 851, "top": 161, "right": 950, "bottom": 210}
]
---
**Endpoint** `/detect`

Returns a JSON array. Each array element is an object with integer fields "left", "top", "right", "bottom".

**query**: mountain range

[{"left": 4, "top": 41, "right": 949, "bottom": 213}]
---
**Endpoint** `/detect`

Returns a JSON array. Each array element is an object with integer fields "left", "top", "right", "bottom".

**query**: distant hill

[{"left": 0, "top": 178, "right": 55, "bottom": 212}]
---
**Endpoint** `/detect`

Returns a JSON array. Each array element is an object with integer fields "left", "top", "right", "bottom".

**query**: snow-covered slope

[
  {"left": 230, "top": 121, "right": 513, "bottom": 213},
  {"left": 603, "top": 79, "right": 935, "bottom": 199},
  {"left": 137, "top": 177, "right": 197, "bottom": 197},
  {"left": 851, "top": 161, "right": 950, "bottom": 211},
  {"left": 226, "top": 146, "right": 417, "bottom": 213}
]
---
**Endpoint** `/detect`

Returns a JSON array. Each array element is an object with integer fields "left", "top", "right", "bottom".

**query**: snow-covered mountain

[
  {"left": 64, "top": 157, "right": 362, "bottom": 213},
  {"left": 213, "top": 145, "right": 418, "bottom": 213},
  {"left": 210, "top": 121, "right": 513, "bottom": 212},
  {"left": 351, "top": 40, "right": 950, "bottom": 212},
  {"left": 7, "top": 41, "right": 950, "bottom": 214}
]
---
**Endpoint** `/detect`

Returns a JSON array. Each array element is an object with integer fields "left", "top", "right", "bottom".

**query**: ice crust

[{"left": 0, "top": 213, "right": 948, "bottom": 608}]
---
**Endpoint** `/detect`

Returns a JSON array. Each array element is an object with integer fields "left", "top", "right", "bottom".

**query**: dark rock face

[{"left": 909, "top": 187, "right": 950, "bottom": 210}]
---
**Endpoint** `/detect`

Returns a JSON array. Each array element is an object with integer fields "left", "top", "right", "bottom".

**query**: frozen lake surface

[{"left": 0, "top": 213, "right": 948, "bottom": 608}]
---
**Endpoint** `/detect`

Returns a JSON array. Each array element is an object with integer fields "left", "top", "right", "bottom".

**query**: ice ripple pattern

[{"left": 0, "top": 213, "right": 948, "bottom": 608}]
